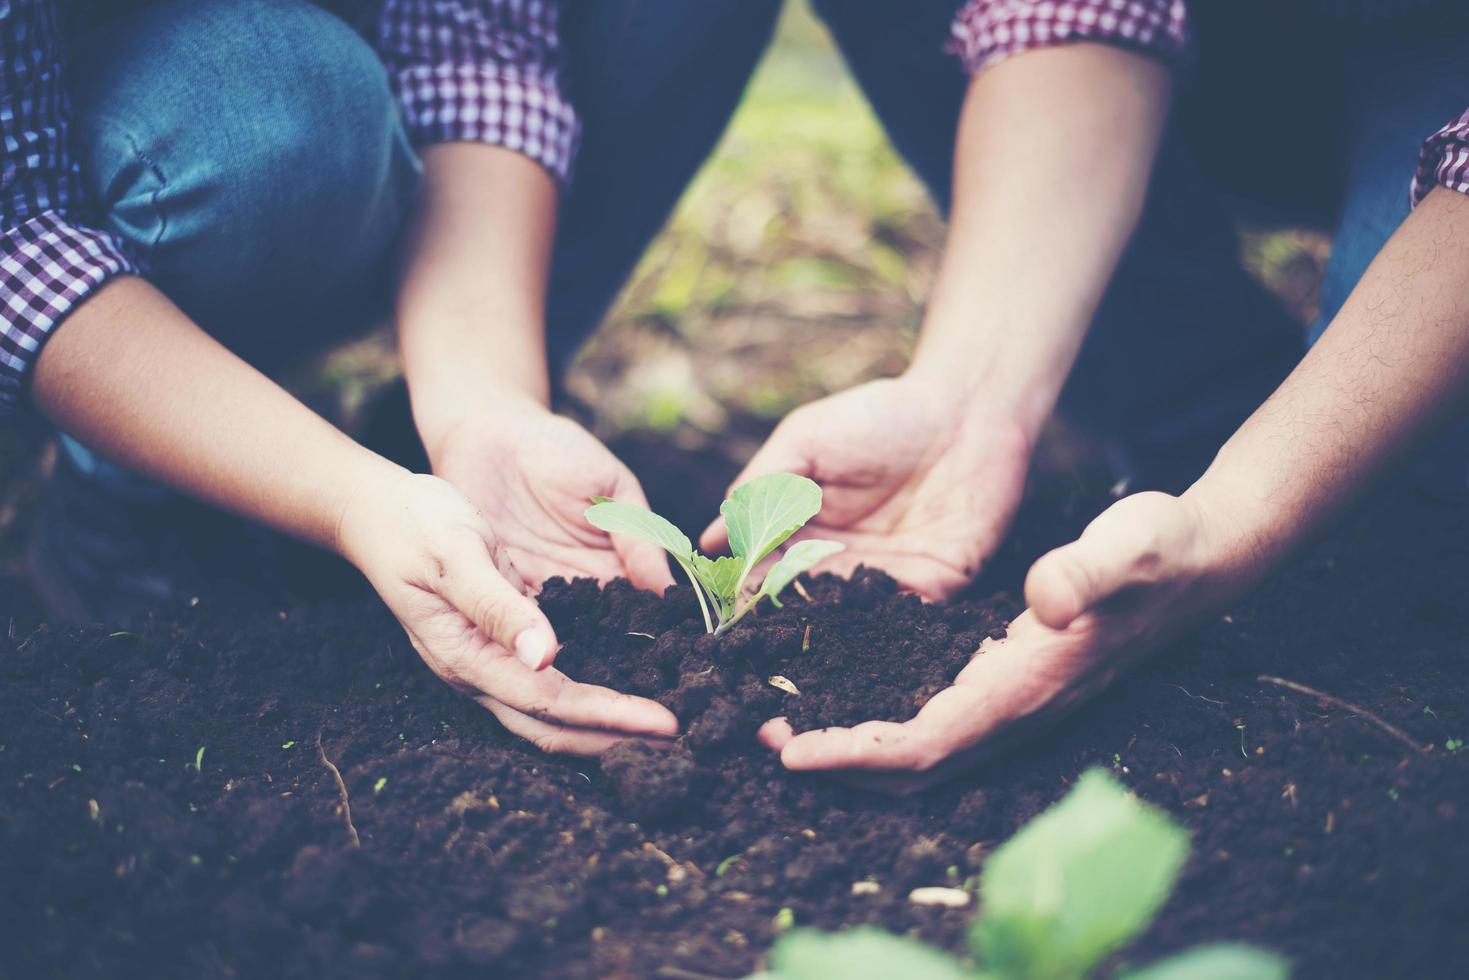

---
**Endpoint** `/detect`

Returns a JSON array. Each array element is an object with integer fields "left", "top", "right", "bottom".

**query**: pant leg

[
  {"left": 59, "top": 0, "right": 418, "bottom": 487},
  {"left": 544, "top": 0, "right": 785, "bottom": 376},
  {"left": 810, "top": 0, "right": 1305, "bottom": 491}
]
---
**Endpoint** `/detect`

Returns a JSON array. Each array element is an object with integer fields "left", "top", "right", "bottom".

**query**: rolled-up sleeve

[
  {"left": 948, "top": 0, "right": 1190, "bottom": 77},
  {"left": 1411, "top": 109, "right": 1469, "bottom": 207},
  {"left": 376, "top": 0, "right": 579, "bottom": 186},
  {"left": 0, "top": 0, "right": 139, "bottom": 416}
]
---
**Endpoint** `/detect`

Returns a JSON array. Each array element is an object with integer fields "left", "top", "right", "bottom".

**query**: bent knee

[{"left": 73, "top": 0, "right": 402, "bottom": 248}]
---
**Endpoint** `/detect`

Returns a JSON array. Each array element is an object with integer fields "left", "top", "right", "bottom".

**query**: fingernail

[{"left": 514, "top": 628, "right": 553, "bottom": 670}]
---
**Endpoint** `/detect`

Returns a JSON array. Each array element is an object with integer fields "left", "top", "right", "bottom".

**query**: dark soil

[{"left": 2, "top": 479, "right": 1468, "bottom": 979}]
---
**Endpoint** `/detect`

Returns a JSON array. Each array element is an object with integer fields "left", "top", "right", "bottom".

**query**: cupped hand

[
  {"left": 430, "top": 398, "right": 674, "bottom": 593},
  {"left": 759, "top": 490, "right": 1260, "bottom": 792},
  {"left": 337, "top": 469, "right": 679, "bottom": 755},
  {"left": 700, "top": 377, "right": 1031, "bottom": 600}
]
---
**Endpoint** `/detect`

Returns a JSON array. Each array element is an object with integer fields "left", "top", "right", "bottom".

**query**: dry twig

[
  {"left": 316, "top": 733, "right": 360, "bottom": 847},
  {"left": 1257, "top": 675, "right": 1431, "bottom": 755}
]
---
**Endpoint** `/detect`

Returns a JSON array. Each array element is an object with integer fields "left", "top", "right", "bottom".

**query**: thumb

[
  {"left": 698, "top": 431, "right": 811, "bottom": 553},
  {"left": 1025, "top": 516, "right": 1152, "bottom": 631},
  {"left": 439, "top": 532, "right": 560, "bottom": 670}
]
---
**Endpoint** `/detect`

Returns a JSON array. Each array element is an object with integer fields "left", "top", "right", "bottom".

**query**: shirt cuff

[
  {"left": 391, "top": 64, "right": 580, "bottom": 187},
  {"left": 0, "top": 211, "right": 140, "bottom": 416},
  {"left": 1411, "top": 109, "right": 1469, "bottom": 207},
  {"left": 948, "top": 0, "right": 1190, "bottom": 77}
]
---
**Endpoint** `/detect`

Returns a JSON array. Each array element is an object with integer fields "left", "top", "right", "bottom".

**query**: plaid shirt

[{"left": 2, "top": 0, "right": 1468, "bottom": 417}]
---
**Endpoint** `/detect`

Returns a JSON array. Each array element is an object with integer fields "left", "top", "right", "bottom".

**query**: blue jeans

[{"left": 58, "top": 0, "right": 1457, "bottom": 494}]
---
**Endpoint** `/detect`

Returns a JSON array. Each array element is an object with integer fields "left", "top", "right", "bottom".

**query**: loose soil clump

[{"left": 2, "top": 483, "right": 1467, "bottom": 979}]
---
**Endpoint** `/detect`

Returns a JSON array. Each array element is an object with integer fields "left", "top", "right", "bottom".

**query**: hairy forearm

[
  {"left": 396, "top": 144, "right": 558, "bottom": 465},
  {"left": 1192, "top": 187, "right": 1469, "bottom": 565},
  {"left": 909, "top": 43, "right": 1172, "bottom": 436},
  {"left": 31, "top": 276, "right": 401, "bottom": 551}
]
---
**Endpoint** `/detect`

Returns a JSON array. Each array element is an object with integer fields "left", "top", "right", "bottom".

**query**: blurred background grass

[{"left": 0, "top": 0, "right": 1329, "bottom": 600}]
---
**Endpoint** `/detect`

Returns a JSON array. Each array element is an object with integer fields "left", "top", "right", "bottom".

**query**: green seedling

[
  {"left": 586, "top": 473, "right": 843, "bottom": 636},
  {"left": 759, "top": 769, "right": 1289, "bottom": 980}
]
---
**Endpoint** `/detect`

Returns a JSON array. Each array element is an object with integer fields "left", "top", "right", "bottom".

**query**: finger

[
  {"left": 605, "top": 470, "right": 678, "bottom": 593},
  {"left": 758, "top": 717, "right": 795, "bottom": 751},
  {"left": 452, "top": 654, "right": 681, "bottom": 736},
  {"left": 436, "top": 530, "right": 560, "bottom": 670},
  {"left": 483, "top": 699, "right": 676, "bottom": 757},
  {"left": 698, "top": 428, "right": 811, "bottom": 553},
  {"left": 1024, "top": 507, "right": 1158, "bottom": 630}
]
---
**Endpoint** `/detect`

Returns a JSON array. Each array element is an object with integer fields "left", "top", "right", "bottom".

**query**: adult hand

[
  {"left": 759, "top": 489, "right": 1262, "bottom": 792},
  {"left": 337, "top": 469, "right": 679, "bottom": 755},
  {"left": 700, "top": 377, "right": 1031, "bottom": 600},
  {"left": 430, "top": 396, "right": 675, "bottom": 593}
]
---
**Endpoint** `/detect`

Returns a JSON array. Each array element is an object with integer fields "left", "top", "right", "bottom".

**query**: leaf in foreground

[
  {"left": 974, "top": 768, "right": 1189, "bottom": 980},
  {"left": 1118, "top": 943, "right": 1290, "bottom": 980},
  {"left": 769, "top": 927, "right": 973, "bottom": 980}
]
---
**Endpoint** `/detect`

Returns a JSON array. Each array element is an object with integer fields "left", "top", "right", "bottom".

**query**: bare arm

[
  {"left": 396, "top": 144, "right": 558, "bottom": 455},
  {"left": 909, "top": 42, "right": 1173, "bottom": 434},
  {"left": 702, "top": 42, "right": 1172, "bottom": 598}
]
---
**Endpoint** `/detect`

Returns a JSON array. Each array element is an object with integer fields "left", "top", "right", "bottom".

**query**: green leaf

[
  {"left": 759, "top": 539, "right": 844, "bottom": 607},
  {"left": 721, "top": 473, "right": 822, "bottom": 566},
  {"left": 770, "top": 927, "right": 974, "bottom": 980},
  {"left": 584, "top": 500, "right": 693, "bottom": 562},
  {"left": 974, "top": 768, "right": 1189, "bottom": 980},
  {"left": 691, "top": 554, "right": 745, "bottom": 605},
  {"left": 1119, "top": 944, "right": 1290, "bottom": 980}
]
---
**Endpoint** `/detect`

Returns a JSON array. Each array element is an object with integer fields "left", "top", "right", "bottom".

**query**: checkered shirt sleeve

[
  {"left": 376, "top": 0, "right": 579, "bottom": 186},
  {"left": 948, "top": 0, "right": 1190, "bottom": 76},
  {"left": 1412, "top": 109, "right": 1469, "bottom": 207},
  {"left": 1, "top": 0, "right": 140, "bottom": 416}
]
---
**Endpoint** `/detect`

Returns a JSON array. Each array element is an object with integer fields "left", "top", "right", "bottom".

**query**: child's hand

[
  {"left": 428, "top": 398, "right": 675, "bottom": 594},
  {"left": 336, "top": 470, "right": 679, "bottom": 755}
]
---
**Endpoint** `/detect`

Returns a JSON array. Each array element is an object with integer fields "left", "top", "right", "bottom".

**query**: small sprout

[
  {"left": 945, "top": 865, "right": 960, "bottom": 879},
  {"left": 108, "top": 631, "right": 137, "bottom": 640},
  {"left": 71, "top": 764, "right": 82, "bottom": 773},
  {"left": 281, "top": 741, "right": 296, "bottom": 750},
  {"left": 373, "top": 777, "right": 388, "bottom": 794},
  {"left": 768, "top": 675, "right": 801, "bottom": 696},
  {"left": 189, "top": 854, "right": 202, "bottom": 866},
  {"left": 1387, "top": 788, "right": 1401, "bottom": 802},
  {"left": 774, "top": 907, "right": 796, "bottom": 931},
  {"left": 1446, "top": 737, "right": 1464, "bottom": 753},
  {"left": 192, "top": 746, "right": 206, "bottom": 772},
  {"left": 715, "top": 853, "right": 742, "bottom": 877},
  {"left": 655, "top": 884, "right": 669, "bottom": 897},
  {"left": 1424, "top": 706, "right": 1438, "bottom": 717},
  {"left": 586, "top": 473, "right": 843, "bottom": 636},
  {"left": 398, "top": 733, "right": 406, "bottom": 741}
]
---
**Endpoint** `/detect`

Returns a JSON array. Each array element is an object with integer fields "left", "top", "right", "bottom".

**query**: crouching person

[{"left": 5, "top": 0, "right": 675, "bottom": 752}]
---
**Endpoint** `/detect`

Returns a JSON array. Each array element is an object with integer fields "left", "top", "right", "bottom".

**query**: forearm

[
  {"left": 396, "top": 143, "right": 558, "bottom": 465},
  {"left": 908, "top": 43, "right": 1172, "bottom": 437},
  {"left": 31, "top": 276, "right": 402, "bottom": 552},
  {"left": 1191, "top": 187, "right": 1469, "bottom": 566}
]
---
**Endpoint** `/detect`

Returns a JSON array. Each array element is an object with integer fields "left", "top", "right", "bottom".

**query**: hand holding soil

[
  {"left": 429, "top": 398, "right": 676, "bottom": 594},
  {"left": 761, "top": 490, "right": 1266, "bottom": 786},
  {"left": 699, "top": 376, "right": 1030, "bottom": 600},
  {"left": 335, "top": 469, "right": 679, "bottom": 755}
]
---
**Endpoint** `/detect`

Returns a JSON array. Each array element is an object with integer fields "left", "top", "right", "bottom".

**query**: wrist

[
  {"left": 330, "top": 455, "right": 417, "bottom": 565},
  {"left": 417, "top": 388, "right": 550, "bottom": 474},
  {"left": 900, "top": 355, "right": 1054, "bottom": 446},
  {"left": 1179, "top": 465, "right": 1293, "bottom": 590}
]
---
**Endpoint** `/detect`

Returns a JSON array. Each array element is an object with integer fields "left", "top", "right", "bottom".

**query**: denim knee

[{"left": 70, "top": 0, "right": 416, "bottom": 359}]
